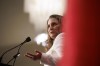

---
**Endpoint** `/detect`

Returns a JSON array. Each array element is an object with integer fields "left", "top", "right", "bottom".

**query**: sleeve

[
  {"left": 54, "top": 33, "right": 64, "bottom": 58},
  {"left": 40, "top": 53, "right": 56, "bottom": 66},
  {"left": 40, "top": 33, "right": 64, "bottom": 66}
]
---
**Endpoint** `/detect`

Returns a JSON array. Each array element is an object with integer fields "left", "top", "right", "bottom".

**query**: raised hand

[{"left": 25, "top": 50, "right": 42, "bottom": 60}]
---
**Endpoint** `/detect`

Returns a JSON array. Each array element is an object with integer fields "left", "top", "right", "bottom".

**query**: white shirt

[{"left": 40, "top": 33, "right": 64, "bottom": 66}]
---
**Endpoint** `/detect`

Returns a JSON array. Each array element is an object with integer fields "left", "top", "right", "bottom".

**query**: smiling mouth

[
  {"left": 50, "top": 31, "right": 56, "bottom": 34},
  {"left": 50, "top": 31, "right": 54, "bottom": 33}
]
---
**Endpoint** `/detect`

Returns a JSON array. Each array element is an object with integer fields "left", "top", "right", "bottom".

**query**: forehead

[{"left": 47, "top": 18, "right": 59, "bottom": 25}]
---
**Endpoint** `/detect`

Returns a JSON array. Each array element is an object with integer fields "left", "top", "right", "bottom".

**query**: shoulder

[
  {"left": 53, "top": 33, "right": 64, "bottom": 46},
  {"left": 56, "top": 33, "right": 64, "bottom": 39},
  {"left": 54, "top": 33, "right": 64, "bottom": 41}
]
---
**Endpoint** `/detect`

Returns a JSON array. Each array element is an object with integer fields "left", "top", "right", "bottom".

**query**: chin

[{"left": 51, "top": 35, "right": 57, "bottom": 39}]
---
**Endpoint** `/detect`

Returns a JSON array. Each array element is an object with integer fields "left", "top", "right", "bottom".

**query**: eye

[
  {"left": 48, "top": 25, "right": 50, "bottom": 28},
  {"left": 52, "top": 23, "right": 57, "bottom": 26}
]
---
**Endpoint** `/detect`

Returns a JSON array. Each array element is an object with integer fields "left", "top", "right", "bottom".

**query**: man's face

[{"left": 47, "top": 18, "right": 61, "bottom": 39}]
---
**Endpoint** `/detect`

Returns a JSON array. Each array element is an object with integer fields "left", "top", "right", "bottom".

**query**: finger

[
  {"left": 27, "top": 53, "right": 34, "bottom": 56},
  {"left": 25, "top": 54, "right": 33, "bottom": 59},
  {"left": 35, "top": 50, "right": 41, "bottom": 54},
  {"left": 25, "top": 54, "right": 37, "bottom": 60},
  {"left": 35, "top": 51, "right": 40, "bottom": 55}
]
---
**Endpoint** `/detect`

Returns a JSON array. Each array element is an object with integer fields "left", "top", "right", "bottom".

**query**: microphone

[
  {"left": 25, "top": 37, "right": 31, "bottom": 42},
  {"left": 0, "top": 37, "right": 31, "bottom": 63}
]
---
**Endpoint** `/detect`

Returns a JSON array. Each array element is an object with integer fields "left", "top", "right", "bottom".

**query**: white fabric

[{"left": 40, "top": 33, "right": 64, "bottom": 66}]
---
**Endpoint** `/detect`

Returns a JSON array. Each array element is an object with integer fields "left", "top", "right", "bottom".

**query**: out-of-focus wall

[{"left": 0, "top": 0, "right": 44, "bottom": 66}]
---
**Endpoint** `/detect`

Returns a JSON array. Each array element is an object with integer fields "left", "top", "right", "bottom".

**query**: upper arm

[{"left": 40, "top": 33, "right": 64, "bottom": 66}]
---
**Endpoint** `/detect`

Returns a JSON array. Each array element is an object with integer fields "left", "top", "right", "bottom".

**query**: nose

[{"left": 49, "top": 25, "right": 53, "bottom": 30}]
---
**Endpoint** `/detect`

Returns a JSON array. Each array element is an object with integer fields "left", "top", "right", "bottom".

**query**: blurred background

[{"left": 0, "top": 0, "right": 66, "bottom": 66}]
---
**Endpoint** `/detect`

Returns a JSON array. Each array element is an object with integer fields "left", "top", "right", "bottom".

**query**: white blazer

[{"left": 40, "top": 33, "right": 64, "bottom": 66}]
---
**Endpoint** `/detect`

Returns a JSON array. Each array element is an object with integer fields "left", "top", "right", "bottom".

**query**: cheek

[
  {"left": 54, "top": 26, "right": 60, "bottom": 31},
  {"left": 47, "top": 29, "right": 51, "bottom": 34},
  {"left": 47, "top": 28, "right": 50, "bottom": 32}
]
